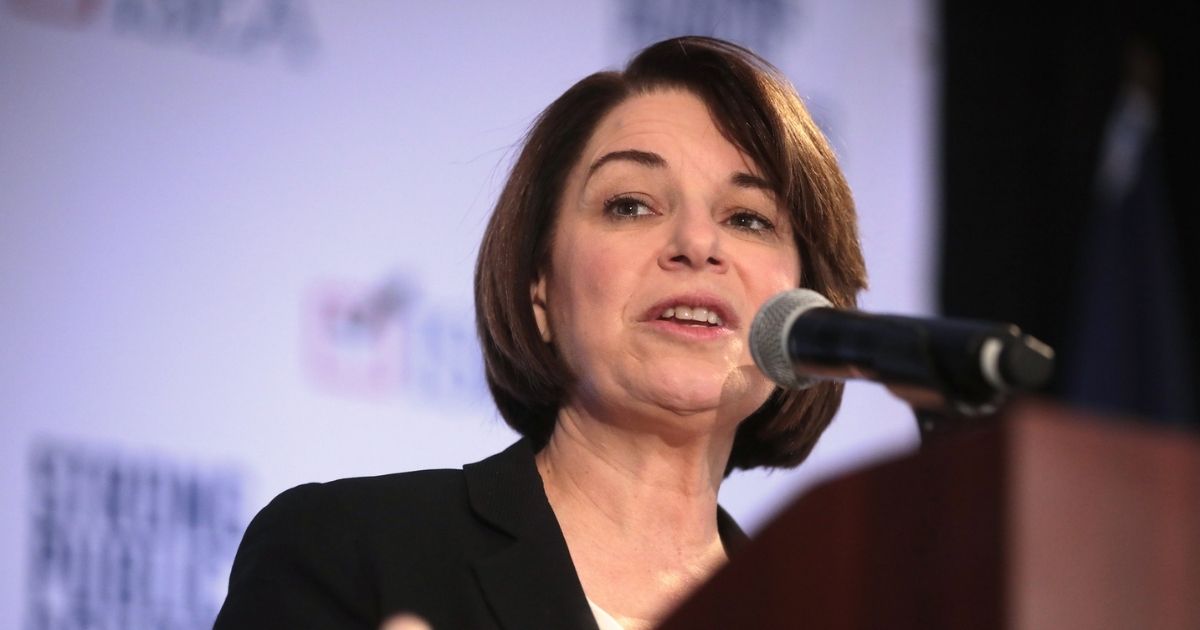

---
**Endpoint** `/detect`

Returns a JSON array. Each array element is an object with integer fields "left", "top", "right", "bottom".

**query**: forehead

[{"left": 580, "top": 89, "right": 762, "bottom": 177}]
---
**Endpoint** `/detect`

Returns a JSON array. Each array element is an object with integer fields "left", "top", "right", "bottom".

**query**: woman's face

[{"left": 534, "top": 89, "right": 800, "bottom": 435}]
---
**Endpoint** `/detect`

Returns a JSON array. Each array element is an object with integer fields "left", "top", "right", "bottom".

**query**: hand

[{"left": 380, "top": 613, "right": 432, "bottom": 630}]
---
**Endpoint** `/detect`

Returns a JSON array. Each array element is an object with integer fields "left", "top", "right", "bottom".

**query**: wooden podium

[{"left": 660, "top": 401, "right": 1200, "bottom": 629}]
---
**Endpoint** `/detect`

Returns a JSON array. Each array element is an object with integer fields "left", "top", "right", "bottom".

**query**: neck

[
  {"left": 536, "top": 404, "right": 737, "bottom": 627},
  {"left": 536, "top": 402, "right": 736, "bottom": 556},
  {"left": 544, "top": 403, "right": 729, "bottom": 530}
]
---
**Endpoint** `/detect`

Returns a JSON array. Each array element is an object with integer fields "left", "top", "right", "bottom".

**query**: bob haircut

[{"left": 475, "top": 36, "right": 867, "bottom": 471}]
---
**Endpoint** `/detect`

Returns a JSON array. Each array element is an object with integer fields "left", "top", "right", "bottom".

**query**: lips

[{"left": 640, "top": 293, "right": 740, "bottom": 330}]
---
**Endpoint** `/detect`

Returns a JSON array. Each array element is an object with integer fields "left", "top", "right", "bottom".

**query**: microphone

[{"left": 749, "top": 289, "right": 1055, "bottom": 407}]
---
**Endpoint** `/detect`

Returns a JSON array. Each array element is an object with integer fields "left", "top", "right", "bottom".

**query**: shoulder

[
  {"left": 250, "top": 466, "right": 485, "bottom": 561},
  {"left": 240, "top": 438, "right": 541, "bottom": 558},
  {"left": 215, "top": 468, "right": 476, "bottom": 629},
  {"left": 271, "top": 437, "right": 539, "bottom": 522},
  {"left": 272, "top": 467, "right": 470, "bottom": 523},
  {"left": 216, "top": 442, "right": 544, "bottom": 629}
]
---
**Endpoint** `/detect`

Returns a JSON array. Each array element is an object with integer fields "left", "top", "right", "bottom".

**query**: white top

[{"left": 586, "top": 597, "right": 625, "bottom": 630}]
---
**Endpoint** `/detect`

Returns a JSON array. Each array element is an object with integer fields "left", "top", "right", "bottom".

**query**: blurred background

[{"left": 1, "top": 1, "right": 1194, "bottom": 628}]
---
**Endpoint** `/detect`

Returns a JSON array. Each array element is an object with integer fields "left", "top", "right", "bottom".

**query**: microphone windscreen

[{"left": 750, "top": 289, "right": 832, "bottom": 389}]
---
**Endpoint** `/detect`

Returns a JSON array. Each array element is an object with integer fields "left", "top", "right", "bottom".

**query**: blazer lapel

[
  {"left": 464, "top": 440, "right": 599, "bottom": 630},
  {"left": 717, "top": 505, "right": 750, "bottom": 555}
]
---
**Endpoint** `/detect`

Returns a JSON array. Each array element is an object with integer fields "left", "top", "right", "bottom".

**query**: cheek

[
  {"left": 748, "top": 249, "right": 802, "bottom": 302},
  {"left": 552, "top": 228, "right": 648, "bottom": 311},
  {"left": 545, "top": 234, "right": 633, "bottom": 360},
  {"left": 551, "top": 240, "right": 609, "bottom": 316}
]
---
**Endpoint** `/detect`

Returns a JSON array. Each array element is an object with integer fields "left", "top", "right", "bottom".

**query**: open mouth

[{"left": 657, "top": 305, "right": 724, "bottom": 327}]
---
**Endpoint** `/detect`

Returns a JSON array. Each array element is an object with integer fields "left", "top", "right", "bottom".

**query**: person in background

[{"left": 215, "top": 35, "right": 866, "bottom": 630}]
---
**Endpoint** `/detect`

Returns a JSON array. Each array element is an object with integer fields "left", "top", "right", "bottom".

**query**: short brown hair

[{"left": 474, "top": 36, "right": 867, "bottom": 471}]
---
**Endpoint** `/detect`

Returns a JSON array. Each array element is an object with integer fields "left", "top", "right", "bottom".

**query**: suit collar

[
  {"left": 463, "top": 439, "right": 750, "bottom": 629},
  {"left": 464, "top": 439, "right": 599, "bottom": 630},
  {"left": 717, "top": 504, "right": 750, "bottom": 555}
]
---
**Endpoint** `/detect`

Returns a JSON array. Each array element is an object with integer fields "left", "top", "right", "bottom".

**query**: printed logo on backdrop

[
  {"left": 26, "top": 441, "right": 244, "bottom": 630},
  {"left": 6, "top": 0, "right": 103, "bottom": 26},
  {"left": 303, "top": 275, "right": 490, "bottom": 404},
  {"left": 7, "top": 0, "right": 318, "bottom": 67},
  {"left": 615, "top": 0, "right": 795, "bottom": 58}
]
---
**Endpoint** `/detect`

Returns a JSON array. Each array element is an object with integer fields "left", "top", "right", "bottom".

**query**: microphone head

[{"left": 750, "top": 289, "right": 832, "bottom": 390}]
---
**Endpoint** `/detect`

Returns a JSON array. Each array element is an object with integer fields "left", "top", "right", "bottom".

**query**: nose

[{"left": 658, "top": 205, "right": 727, "bottom": 272}]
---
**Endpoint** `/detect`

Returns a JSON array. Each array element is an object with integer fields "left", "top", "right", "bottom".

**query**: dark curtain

[{"left": 938, "top": 0, "right": 1199, "bottom": 427}]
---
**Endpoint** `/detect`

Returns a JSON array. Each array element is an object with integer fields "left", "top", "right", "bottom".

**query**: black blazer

[{"left": 214, "top": 439, "right": 748, "bottom": 629}]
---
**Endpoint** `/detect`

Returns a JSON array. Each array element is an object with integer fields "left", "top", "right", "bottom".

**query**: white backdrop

[{"left": 1, "top": 1, "right": 934, "bottom": 627}]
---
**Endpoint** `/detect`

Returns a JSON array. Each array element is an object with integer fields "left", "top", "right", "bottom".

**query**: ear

[{"left": 530, "top": 274, "right": 552, "bottom": 343}]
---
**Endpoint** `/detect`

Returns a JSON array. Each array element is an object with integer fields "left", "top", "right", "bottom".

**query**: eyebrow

[
  {"left": 587, "top": 149, "right": 666, "bottom": 176},
  {"left": 731, "top": 171, "right": 774, "bottom": 192},
  {"left": 587, "top": 149, "right": 776, "bottom": 193}
]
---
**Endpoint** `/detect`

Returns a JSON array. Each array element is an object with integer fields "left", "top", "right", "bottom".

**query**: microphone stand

[
  {"left": 884, "top": 381, "right": 1006, "bottom": 446},
  {"left": 912, "top": 405, "right": 1002, "bottom": 445}
]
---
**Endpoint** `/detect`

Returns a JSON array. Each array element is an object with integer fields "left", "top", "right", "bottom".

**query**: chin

[
  {"left": 718, "top": 366, "right": 777, "bottom": 420},
  {"left": 634, "top": 368, "right": 768, "bottom": 422}
]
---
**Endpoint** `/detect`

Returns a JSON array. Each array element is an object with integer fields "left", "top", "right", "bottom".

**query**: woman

[{"left": 215, "top": 36, "right": 865, "bottom": 630}]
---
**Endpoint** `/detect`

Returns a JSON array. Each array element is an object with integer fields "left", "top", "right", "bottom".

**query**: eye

[
  {"left": 727, "top": 210, "right": 776, "bottom": 233},
  {"left": 604, "top": 196, "right": 655, "bottom": 219}
]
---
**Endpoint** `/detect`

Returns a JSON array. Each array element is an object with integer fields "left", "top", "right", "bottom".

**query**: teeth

[{"left": 658, "top": 304, "right": 724, "bottom": 326}]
